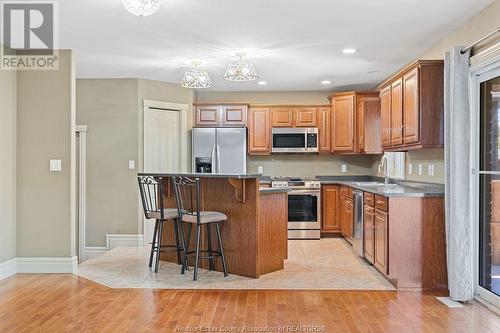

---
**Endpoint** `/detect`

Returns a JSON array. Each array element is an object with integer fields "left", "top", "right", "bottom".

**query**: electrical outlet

[
  {"left": 49, "top": 159, "right": 62, "bottom": 172},
  {"left": 128, "top": 160, "right": 136, "bottom": 170},
  {"left": 428, "top": 164, "right": 434, "bottom": 176},
  {"left": 418, "top": 164, "right": 423, "bottom": 176},
  {"left": 341, "top": 164, "right": 347, "bottom": 173},
  {"left": 408, "top": 164, "right": 413, "bottom": 175},
  {"left": 257, "top": 166, "right": 264, "bottom": 174}
]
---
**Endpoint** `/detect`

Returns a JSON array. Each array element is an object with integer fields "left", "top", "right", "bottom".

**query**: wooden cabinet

[
  {"left": 340, "top": 186, "right": 353, "bottom": 243},
  {"left": 294, "top": 107, "right": 317, "bottom": 127},
  {"left": 317, "top": 107, "right": 331, "bottom": 152},
  {"left": 329, "top": 91, "right": 380, "bottom": 153},
  {"left": 248, "top": 107, "right": 271, "bottom": 155},
  {"left": 194, "top": 104, "right": 248, "bottom": 127},
  {"left": 331, "top": 94, "right": 355, "bottom": 152},
  {"left": 363, "top": 205, "right": 375, "bottom": 264},
  {"left": 378, "top": 60, "right": 444, "bottom": 151},
  {"left": 271, "top": 107, "right": 294, "bottom": 127},
  {"left": 321, "top": 185, "right": 340, "bottom": 233},
  {"left": 374, "top": 209, "right": 388, "bottom": 275}
]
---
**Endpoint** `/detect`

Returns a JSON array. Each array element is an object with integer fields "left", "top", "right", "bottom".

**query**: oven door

[
  {"left": 272, "top": 128, "right": 307, "bottom": 153},
  {"left": 287, "top": 190, "right": 321, "bottom": 230}
]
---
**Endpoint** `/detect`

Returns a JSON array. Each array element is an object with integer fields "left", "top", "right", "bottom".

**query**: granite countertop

[
  {"left": 259, "top": 187, "right": 292, "bottom": 193},
  {"left": 138, "top": 172, "right": 260, "bottom": 179},
  {"left": 316, "top": 176, "right": 444, "bottom": 198}
]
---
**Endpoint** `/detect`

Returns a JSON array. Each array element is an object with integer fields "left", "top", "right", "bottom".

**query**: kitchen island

[{"left": 138, "top": 173, "right": 289, "bottom": 278}]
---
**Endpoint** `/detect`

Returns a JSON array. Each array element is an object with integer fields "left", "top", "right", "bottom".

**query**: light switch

[
  {"left": 428, "top": 164, "right": 434, "bottom": 176},
  {"left": 128, "top": 160, "right": 136, "bottom": 170},
  {"left": 408, "top": 164, "right": 413, "bottom": 175},
  {"left": 257, "top": 166, "right": 264, "bottom": 174},
  {"left": 49, "top": 159, "right": 62, "bottom": 172},
  {"left": 418, "top": 164, "right": 423, "bottom": 176},
  {"left": 341, "top": 164, "right": 347, "bottom": 173}
]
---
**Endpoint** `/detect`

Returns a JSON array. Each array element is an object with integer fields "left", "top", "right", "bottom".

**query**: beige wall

[
  {"left": 77, "top": 78, "right": 194, "bottom": 247},
  {"left": 406, "top": 149, "right": 444, "bottom": 183},
  {"left": 0, "top": 59, "right": 17, "bottom": 262},
  {"left": 420, "top": 0, "right": 500, "bottom": 59},
  {"left": 196, "top": 90, "right": 331, "bottom": 105},
  {"left": 16, "top": 50, "right": 75, "bottom": 257}
]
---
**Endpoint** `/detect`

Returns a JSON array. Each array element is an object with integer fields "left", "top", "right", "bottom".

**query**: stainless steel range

[{"left": 272, "top": 177, "right": 321, "bottom": 240}]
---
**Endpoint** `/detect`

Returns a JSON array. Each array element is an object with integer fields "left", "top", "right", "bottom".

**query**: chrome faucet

[{"left": 379, "top": 155, "right": 390, "bottom": 184}]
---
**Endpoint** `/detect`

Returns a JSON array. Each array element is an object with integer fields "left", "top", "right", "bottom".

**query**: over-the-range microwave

[{"left": 272, "top": 127, "right": 318, "bottom": 153}]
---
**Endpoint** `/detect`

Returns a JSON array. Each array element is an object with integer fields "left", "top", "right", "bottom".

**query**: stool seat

[
  {"left": 149, "top": 208, "right": 178, "bottom": 220},
  {"left": 182, "top": 211, "right": 227, "bottom": 224}
]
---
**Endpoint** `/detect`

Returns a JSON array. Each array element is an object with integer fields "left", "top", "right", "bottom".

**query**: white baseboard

[
  {"left": 106, "top": 234, "right": 144, "bottom": 250},
  {"left": 0, "top": 258, "right": 17, "bottom": 280},
  {"left": 83, "top": 247, "right": 107, "bottom": 261},
  {"left": 17, "top": 256, "right": 78, "bottom": 274}
]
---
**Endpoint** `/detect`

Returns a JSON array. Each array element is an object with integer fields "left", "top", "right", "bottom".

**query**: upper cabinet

[
  {"left": 294, "top": 107, "right": 317, "bottom": 127},
  {"left": 328, "top": 91, "right": 381, "bottom": 154},
  {"left": 248, "top": 107, "right": 271, "bottom": 155},
  {"left": 194, "top": 104, "right": 248, "bottom": 127},
  {"left": 378, "top": 60, "right": 444, "bottom": 151},
  {"left": 271, "top": 107, "right": 294, "bottom": 127},
  {"left": 317, "top": 106, "right": 331, "bottom": 152}
]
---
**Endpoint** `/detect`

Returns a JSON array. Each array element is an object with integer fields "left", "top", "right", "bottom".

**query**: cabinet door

[
  {"left": 195, "top": 105, "right": 220, "bottom": 127},
  {"left": 294, "top": 107, "right": 317, "bottom": 127},
  {"left": 248, "top": 108, "right": 271, "bottom": 155},
  {"left": 391, "top": 78, "right": 404, "bottom": 146},
  {"left": 380, "top": 86, "right": 392, "bottom": 147},
  {"left": 272, "top": 107, "right": 294, "bottom": 127},
  {"left": 321, "top": 185, "right": 340, "bottom": 232},
  {"left": 317, "top": 107, "right": 331, "bottom": 152},
  {"left": 403, "top": 68, "right": 420, "bottom": 144},
  {"left": 340, "top": 196, "right": 347, "bottom": 236},
  {"left": 363, "top": 205, "right": 375, "bottom": 264},
  {"left": 222, "top": 105, "right": 247, "bottom": 127},
  {"left": 363, "top": 97, "right": 382, "bottom": 154},
  {"left": 356, "top": 99, "right": 365, "bottom": 152},
  {"left": 332, "top": 95, "right": 355, "bottom": 151},
  {"left": 346, "top": 198, "right": 353, "bottom": 242},
  {"left": 374, "top": 209, "right": 388, "bottom": 274}
]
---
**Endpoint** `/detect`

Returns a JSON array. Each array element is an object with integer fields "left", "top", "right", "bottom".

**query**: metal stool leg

[
  {"left": 215, "top": 223, "right": 228, "bottom": 277},
  {"left": 149, "top": 219, "right": 159, "bottom": 268},
  {"left": 173, "top": 219, "right": 182, "bottom": 265},
  {"left": 207, "top": 224, "right": 214, "bottom": 271},
  {"left": 193, "top": 224, "right": 201, "bottom": 281},
  {"left": 177, "top": 220, "right": 188, "bottom": 274},
  {"left": 155, "top": 220, "right": 164, "bottom": 273}
]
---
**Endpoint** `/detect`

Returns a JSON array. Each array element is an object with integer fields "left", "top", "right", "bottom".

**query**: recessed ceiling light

[
  {"left": 321, "top": 80, "right": 331, "bottom": 85},
  {"left": 258, "top": 81, "right": 268, "bottom": 85},
  {"left": 342, "top": 48, "right": 357, "bottom": 54}
]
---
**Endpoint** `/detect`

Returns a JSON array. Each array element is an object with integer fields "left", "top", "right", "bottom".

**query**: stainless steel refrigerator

[{"left": 192, "top": 128, "right": 247, "bottom": 173}]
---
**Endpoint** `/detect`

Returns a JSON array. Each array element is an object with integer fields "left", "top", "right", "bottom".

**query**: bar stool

[
  {"left": 171, "top": 176, "right": 228, "bottom": 281},
  {"left": 137, "top": 176, "right": 187, "bottom": 274}
]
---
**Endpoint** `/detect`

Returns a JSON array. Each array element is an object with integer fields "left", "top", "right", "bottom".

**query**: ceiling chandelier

[
  {"left": 181, "top": 61, "right": 214, "bottom": 89},
  {"left": 223, "top": 52, "right": 259, "bottom": 81},
  {"left": 121, "top": 0, "right": 163, "bottom": 17}
]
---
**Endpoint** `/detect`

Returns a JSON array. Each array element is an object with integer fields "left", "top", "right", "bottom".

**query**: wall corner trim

[{"left": 0, "top": 258, "right": 17, "bottom": 280}]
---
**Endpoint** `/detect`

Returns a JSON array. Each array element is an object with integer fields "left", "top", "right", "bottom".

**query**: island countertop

[{"left": 138, "top": 172, "right": 260, "bottom": 179}]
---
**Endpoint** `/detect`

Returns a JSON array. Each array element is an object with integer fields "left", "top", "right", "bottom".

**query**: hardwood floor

[{"left": 1, "top": 274, "right": 499, "bottom": 333}]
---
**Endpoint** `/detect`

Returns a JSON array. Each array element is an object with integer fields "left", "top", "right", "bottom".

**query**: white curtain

[{"left": 444, "top": 47, "right": 474, "bottom": 301}]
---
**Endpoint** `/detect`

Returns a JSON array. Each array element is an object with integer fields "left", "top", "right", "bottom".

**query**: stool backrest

[
  {"left": 137, "top": 176, "right": 164, "bottom": 220},
  {"left": 172, "top": 176, "right": 201, "bottom": 224}
]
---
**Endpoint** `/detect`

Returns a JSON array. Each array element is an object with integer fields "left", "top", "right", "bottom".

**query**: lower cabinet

[
  {"left": 374, "top": 208, "right": 388, "bottom": 275},
  {"left": 339, "top": 189, "right": 353, "bottom": 243},
  {"left": 363, "top": 205, "right": 375, "bottom": 264},
  {"left": 321, "top": 185, "right": 340, "bottom": 233}
]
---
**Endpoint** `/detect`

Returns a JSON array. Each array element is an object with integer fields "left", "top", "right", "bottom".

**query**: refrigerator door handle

[
  {"left": 211, "top": 145, "right": 216, "bottom": 174},
  {"left": 216, "top": 144, "right": 221, "bottom": 173}
]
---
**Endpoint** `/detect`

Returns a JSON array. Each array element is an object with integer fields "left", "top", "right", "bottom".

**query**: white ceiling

[{"left": 60, "top": 0, "right": 493, "bottom": 91}]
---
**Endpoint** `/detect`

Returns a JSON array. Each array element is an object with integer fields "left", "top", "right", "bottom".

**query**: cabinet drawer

[
  {"left": 340, "top": 186, "right": 349, "bottom": 197},
  {"left": 364, "top": 193, "right": 375, "bottom": 206},
  {"left": 375, "top": 195, "right": 388, "bottom": 211}
]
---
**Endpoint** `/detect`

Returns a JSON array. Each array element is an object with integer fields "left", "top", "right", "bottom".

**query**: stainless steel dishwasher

[{"left": 352, "top": 190, "right": 364, "bottom": 257}]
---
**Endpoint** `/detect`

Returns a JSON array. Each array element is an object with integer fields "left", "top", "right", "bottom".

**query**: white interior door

[{"left": 143, "top": 106, "right": 181, "bottom": 243}]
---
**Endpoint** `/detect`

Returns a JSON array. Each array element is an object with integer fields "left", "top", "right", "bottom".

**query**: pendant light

[
  {"left": 223, "top": 52, "right": 259, "bottom": 81},
  {"left": 181, "top": 61, "right": 214, "bottom": 89},
  {"left": 121, "top": 0, "right": 163, "bottom": 17}
]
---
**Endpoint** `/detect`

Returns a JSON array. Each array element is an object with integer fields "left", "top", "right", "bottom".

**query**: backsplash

[{"left": 248, "top": 154, "right": 374, "bottom": 177}]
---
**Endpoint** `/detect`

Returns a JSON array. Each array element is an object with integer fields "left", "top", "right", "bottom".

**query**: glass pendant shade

[
  {"left": 181, "top": 64, "right": 213, "bottom": 89},
  {"left": 223, "top": 53, "right": 259, "bottom": 81},
  {"left": 121, "top": 0, "right": 162, "bottom": 17}
]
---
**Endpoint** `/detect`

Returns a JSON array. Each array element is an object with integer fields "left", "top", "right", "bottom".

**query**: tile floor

[{"left": 77, "top": 238, "right": 395, "bottom": 290}]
